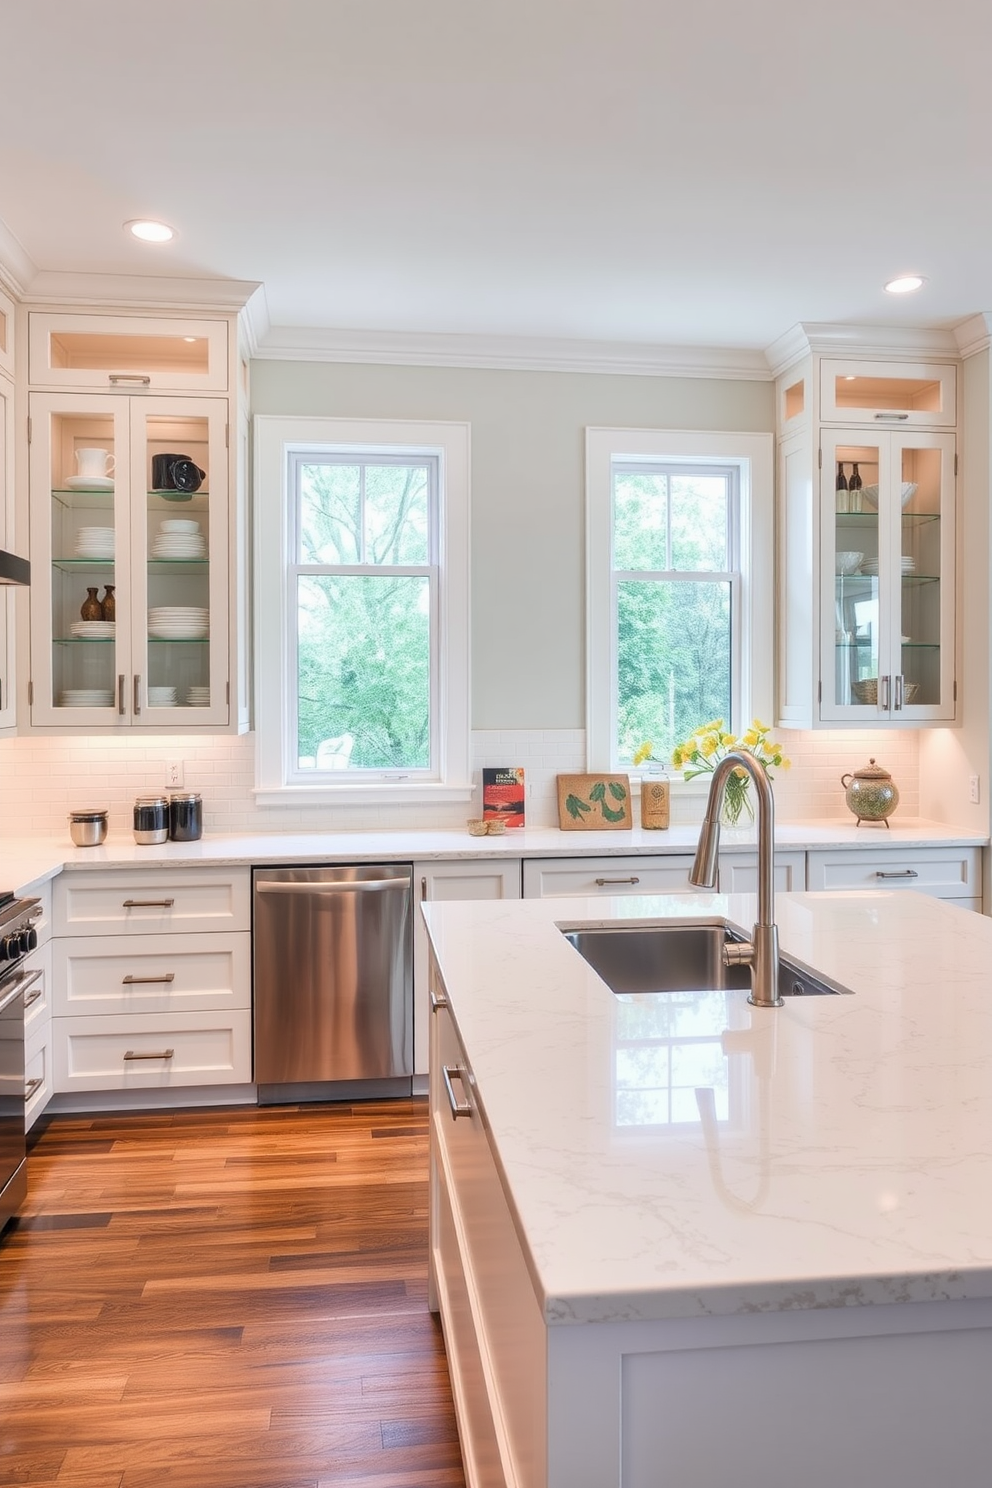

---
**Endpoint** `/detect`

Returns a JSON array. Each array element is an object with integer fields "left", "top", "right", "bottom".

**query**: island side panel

[{"left": 429, "top": 949, "right": 549, "bottom": 1488}]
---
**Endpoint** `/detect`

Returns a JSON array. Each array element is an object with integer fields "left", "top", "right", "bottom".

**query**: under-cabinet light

[
  {"left": 884, "top": 275, "right": 926, "bottom": 294},
  {"left": 125, "top": 219, "right": 176, "bottom": 243}
]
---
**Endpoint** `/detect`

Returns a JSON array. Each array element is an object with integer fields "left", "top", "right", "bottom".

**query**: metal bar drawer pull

[
  {"left": 123, "top": 1048, "right": 174, "bottom": 1061},
  {"left": 122, "top": 899, "right": 175, "bottom": 908},
  {"left": 442, "top": 1064, "right": 472, "bottom": 1118},
  {"left": 24, "top": 1077, "right": 43, "bottom": 1100},
  {"left": 596, "top": 876, "right": 640, "bottom": 886},
  {"left": 875, "top": 869, "right": 919, "bottom": 879},
  {"left": 122, "top": 973, "right": 175, "bottom": 985}
]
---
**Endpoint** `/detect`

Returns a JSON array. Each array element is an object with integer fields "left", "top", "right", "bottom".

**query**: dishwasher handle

[{"left": 255, "top": 877, "right": 410, "bottom": 895}]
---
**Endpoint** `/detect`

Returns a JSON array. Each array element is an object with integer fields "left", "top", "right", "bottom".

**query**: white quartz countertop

[
  {"left": 422, "top": 887, "right": 992, "bottom": 1327},
  {"left": 0, "top": 817, "right": 985, "bottom": 897}
]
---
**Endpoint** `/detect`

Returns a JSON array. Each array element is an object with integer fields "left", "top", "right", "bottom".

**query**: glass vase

[{"left": 720, "top": 773, "right": 754, "bottom": 828}]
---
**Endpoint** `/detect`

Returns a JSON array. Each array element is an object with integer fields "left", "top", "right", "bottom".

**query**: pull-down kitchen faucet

[{"left": 689, "top": 751, "right": 782, "bottom": 1008}]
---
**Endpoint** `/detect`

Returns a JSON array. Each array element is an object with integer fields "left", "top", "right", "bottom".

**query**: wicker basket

[{"left": 852, "top": 678, "right": 920, "bottom": 705}]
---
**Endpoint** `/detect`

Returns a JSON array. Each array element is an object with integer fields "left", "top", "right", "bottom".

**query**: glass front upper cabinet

[
  {"left": 820, "top": 359, "right": 956, "bottom": 429},
  {"left": 820, "top": 430, "right": 955, "bottom": 723},
  {"left": 29, "top": 392, "right": 228, "bottom": 728},
  {"left": 28, "top": 313, "right": 229, "bottom": 392}
]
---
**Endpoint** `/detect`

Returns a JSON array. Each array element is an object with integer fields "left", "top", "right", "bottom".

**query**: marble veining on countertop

[
  {"left": 422, "top": 888, "right": 992, "bottom": 1326},
  {"left": 0, "top": 817, "right": 985, "bottom": 896}
]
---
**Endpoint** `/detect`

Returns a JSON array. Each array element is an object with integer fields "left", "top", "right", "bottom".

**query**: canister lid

[
  {"left": 68, "top": 807, "right": 108, "bottom": 821},
  {"left": 169, "top": 791, "right": 201, "bottom": 802},
  {"left": 135, "top": 794, "right": 169, "bottom": 805},
  {"left": 850, "top": 757, "right": 893, "bottom": 781}
]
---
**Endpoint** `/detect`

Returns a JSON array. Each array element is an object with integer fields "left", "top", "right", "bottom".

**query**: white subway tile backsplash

[{"left": 0, "top": 724, "right": 920, "bottom": 840}]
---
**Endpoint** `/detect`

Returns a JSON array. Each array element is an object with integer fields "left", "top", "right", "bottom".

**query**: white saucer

[{"left": 65, "top": 475, "right": 115, "bottom": 492}]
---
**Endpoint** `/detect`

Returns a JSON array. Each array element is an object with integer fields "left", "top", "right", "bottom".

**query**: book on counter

[{"left": 482, "top": 767, "right": 526, "bottom": 828}]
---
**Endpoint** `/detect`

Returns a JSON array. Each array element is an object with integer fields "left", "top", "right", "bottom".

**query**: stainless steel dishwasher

[{"left": 253, "top": 864, "right": 413, "bottom": 1102}]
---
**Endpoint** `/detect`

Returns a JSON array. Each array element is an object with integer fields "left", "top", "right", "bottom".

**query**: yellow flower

[
  {"left": 672, "top": 745, "right": 684, "bottom": 769},
  {"left": 721, "top": 733, "right": 737, "bottom": 747},
  {"left": 700, "top": 735, "right": 718, "bottom": 757},
  {"left": 742, "top": 728, "right": 759, "bottom": 747},
  {"left": 632, "top": 742, "right": 653, "bottom": 766}
]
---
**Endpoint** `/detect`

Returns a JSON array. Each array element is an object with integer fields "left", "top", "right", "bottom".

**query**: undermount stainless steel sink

[{"left": 561, "top": 921, "right": 853, "bottom": 998}]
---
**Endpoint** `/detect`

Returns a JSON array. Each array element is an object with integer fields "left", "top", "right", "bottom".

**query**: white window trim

[
  {"left": 253, "top": 414, "right": 472, "bottom": 806},
  {"left": 585, "top": 427, "right": 775, "bottom": 776}
]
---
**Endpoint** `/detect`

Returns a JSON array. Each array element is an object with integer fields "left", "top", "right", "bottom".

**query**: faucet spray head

[{"left": 690, "top": 815, "right": 721, "bottom": 888}]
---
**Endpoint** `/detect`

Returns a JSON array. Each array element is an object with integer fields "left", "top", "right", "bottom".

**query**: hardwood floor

[{"left": 0, "top": 1099, "right": 466, "bottom": 1488}]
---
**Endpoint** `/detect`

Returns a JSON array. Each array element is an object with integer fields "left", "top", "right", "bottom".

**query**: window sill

[{"left": 253, "top": 781, "right": 476, "bottom": 808}]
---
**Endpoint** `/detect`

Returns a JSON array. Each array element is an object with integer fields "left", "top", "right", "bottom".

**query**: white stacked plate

[
  {"left": 74, "top": 527, "right": 115, "bottom": 559},
  {"left": 68, "top": 620, "right": 116, "bottom": 639},
  {"left": 186, "top": 686, "right": 210, "bottom": 706},
  {"left": 60, "top": 689, "right": 114, "bottom": 707},
  {"left": 151, "top": 534, "right": 207, "bottom": 558},
  {"left": 160, "top": 519, "right": 200, "bottom": 534},
  {"left": 148, "top": 606, "right": 210, "bottom": 639},
  {"left": 148, "top": 686, "right": 178, "bottom": 707}
]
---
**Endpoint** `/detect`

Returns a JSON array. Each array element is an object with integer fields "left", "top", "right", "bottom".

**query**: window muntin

[
  {"left": 613, "top": 461, "right": 740, "bottom": 767},
  {"left": 288, "top": 451, "right": 438, "bottom": 778}
]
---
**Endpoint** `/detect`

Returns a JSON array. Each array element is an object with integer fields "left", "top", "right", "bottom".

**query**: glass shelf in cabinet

[
  {"left": 52, "top": 557, "right": 116, "bottom": 572},
  {"left": 51, "top": 488, "right": 116, "bottom": 510},
  {"left": 147, "top": 558, "right": 209, "bottom": 570},
  {"left": 147, "top": 636, "right": 210, "bottom": 644},
  {"left": 54, "top": 636, "right": 116, "bottom": 645}
]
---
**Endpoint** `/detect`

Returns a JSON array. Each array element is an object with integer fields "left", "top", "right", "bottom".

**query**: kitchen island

[{"left": 423, "top": 888, "right": 992, "bottom": 1488}]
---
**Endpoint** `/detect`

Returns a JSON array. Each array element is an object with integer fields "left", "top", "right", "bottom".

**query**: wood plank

[{"left": 0, "top": 1098, "right": 465, "bottom": 1488}]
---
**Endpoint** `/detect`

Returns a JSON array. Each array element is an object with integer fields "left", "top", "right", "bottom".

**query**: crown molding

[
  {"left": 952, "top": 313, "right": 992, "bottom": 360},
  {"left": 765, "top": 320, "right": 962, "bottom": 378},
  {"left": 20, "top": 270, "right": 260, "bottom": 314},
  {"left": 252, "top": 324, "right": 773, "bottom": 379},
  {"left": 239, "top": 285, "right": 271, "bottom": 359},
  {"left": 0, "top": 219, "right": 36, "bottom": 298}
]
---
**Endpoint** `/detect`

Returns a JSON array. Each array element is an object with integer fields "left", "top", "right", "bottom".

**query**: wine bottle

[
  {"left": 836, "top": 462, "right": 849, "bottom": 512},
  {"left": 848, "top": 461, "right": 862, "bottom": 512}
]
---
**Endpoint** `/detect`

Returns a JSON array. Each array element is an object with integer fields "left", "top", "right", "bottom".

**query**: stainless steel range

[{"left": 0, "top": 894, "right": 42, "bottom": 1233}]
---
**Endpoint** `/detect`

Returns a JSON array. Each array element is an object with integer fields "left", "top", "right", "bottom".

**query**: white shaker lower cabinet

[
  {"left": 718, "top": 850, "right": 806, "bottom": 895},
  {"left": 806, "top": 846, "right": 981, "bottom": 912},
  {"left": 413, "top": 859, "right": 522, "bottom": 1077},
  {"left": 50, "top": 867, "right": 252, "bottom": 1097},
  {"left": 23, "top": 883, "right": 54, "bottom": 1132},
  {"left": 523, "top": 854, "right": 696, "bottom": 898}
]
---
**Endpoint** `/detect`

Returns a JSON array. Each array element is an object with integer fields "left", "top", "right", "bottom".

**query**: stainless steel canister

[
  {"left": 169, "top": 791, "right": 203, "bottom": 841},
  {"left": 133, "top": 795, "right": 169, "bottom": 845},
  {"left": 69, "top": 808, "right": 108, "bottom": 847}
]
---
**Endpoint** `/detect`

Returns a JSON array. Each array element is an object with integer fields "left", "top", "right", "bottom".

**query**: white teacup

[{"left": 76, "top": 447, "right": 115, "bottom": 481}]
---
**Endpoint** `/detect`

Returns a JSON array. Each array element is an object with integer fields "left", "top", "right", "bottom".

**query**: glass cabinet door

[
  {"left": 129, "top": 398, "right": 229, "bottom": 727},
  {"left": 820, "top": 430, "right": 955, "bottom": 722},
  {"left": 29, "top": 392, "right": 131, "bottom": 725}
]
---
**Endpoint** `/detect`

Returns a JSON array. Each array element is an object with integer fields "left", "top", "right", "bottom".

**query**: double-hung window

[
  {"left": 586, "top": 428, "right": 773, "bottom": 774},
  {"left": 254, "top": 416, "right": 471, "bottom": 805}
]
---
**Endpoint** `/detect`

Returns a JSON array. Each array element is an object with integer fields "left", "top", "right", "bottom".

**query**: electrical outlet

[
  {"left": 166, "top": 760, "right": 184, "bottom": 788},
  {"left": 970, "top": 774, "right": 980, "bottom": 804}
]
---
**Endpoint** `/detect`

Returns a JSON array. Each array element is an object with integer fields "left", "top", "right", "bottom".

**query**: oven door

[{"left": 0, "top": 969, "right": 27, "bottom": 1230}]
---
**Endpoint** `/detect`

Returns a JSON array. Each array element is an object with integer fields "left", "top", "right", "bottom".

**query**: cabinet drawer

[
  {"left": 29, "top": 313, "right": 230, "bottom": 392},
  {"left": 22, "top": 942, "right": 52, "bottom": 1039},
  {"left": 53, "top": 1010, "right": 252, "bottom": 1092},
  {"left": 52, "top": 933, "right": 250, "bottom": 1016},
  {"left": 523, "top": 855, "right": 695, "bottom": 898},
  {"left": 54, "top": 868, "right": 250, "bottom": 935},
  {"left": 24, "top": 1031, "right": 52, "bottom": 1131},
  {"left": 806, "top": 847, "right": 980, "bottom": 899},
  {"left": 718, "top": 850, "right": 806, "bottom": 895}
]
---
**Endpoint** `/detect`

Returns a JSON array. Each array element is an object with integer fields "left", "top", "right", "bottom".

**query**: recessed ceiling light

[
  {"left": 125, "top": 219, "right": 175, "bottom": 244},
  {"left": 884, "top": 275, "right": 926, "bottom": 295},
  {"left": 183, "top": 336, "right": 198, "bottom": 343}
]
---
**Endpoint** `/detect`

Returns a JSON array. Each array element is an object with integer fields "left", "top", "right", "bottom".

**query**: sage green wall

[{"left": 250, "top": 359, "right": 775, "bottom": 728}]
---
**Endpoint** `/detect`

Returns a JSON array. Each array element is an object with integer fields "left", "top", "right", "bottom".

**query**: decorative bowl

[
  {"left": 835, "top": 551, "right": 863, "bottom": 575},
  {"left": 860, "top": 482, "right": 918, "bottom": 510}
]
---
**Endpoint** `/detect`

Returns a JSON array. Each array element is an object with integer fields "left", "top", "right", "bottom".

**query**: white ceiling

[{"left": 2, "top": 0, "right": 991, "bottom": 355}]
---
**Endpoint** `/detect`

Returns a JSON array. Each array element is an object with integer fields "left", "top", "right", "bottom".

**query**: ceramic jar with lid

[{"left": 840, "top": 758, "right": 899, "bottom": 826}]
